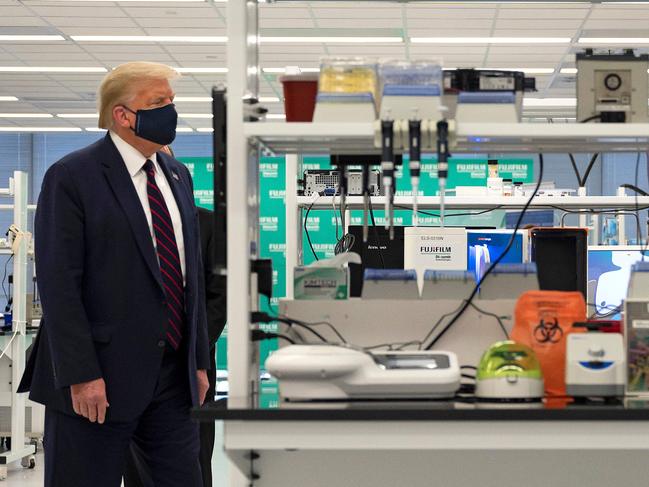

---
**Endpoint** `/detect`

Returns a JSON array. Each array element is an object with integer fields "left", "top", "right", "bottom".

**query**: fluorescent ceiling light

[
  {"left": 196, "top": 128, "right": 214, "bottom": 133},
  {"left": 411, "top": 37, "right": 570, "bottom": 44},
  {"left": 179, "top": 113, "right": 212, "bottom": 119},
  {"left": 262, "top": 67, "right": 320, "bottom": 74},
  {"left": 176, "top": 127, "right": 195, "bottom": 133},
  {"left": 0, "top": 113, "right": 53, "bottom": 118},
  {"left": 524, "top": 98, "right": 577, "bottom": 107},
  {"left": 0, "top": 35, "right": 64, "bottom": 42},
  {"left": 57, "top": 113, "right": 98, "bottom": 118},
  {"left": 260, "top": 97, "right": 281, "bottom": 103},
  {"left": 0, "top": 96, "right": 18, "bottom": 102},
  {"left": 560, "top": 68, "right": 578, "bottom": 74},
  {"left": 0, "top": 127, "right": 82, "bottom": 132},
  {"left": 174, "top": 67, "right": 227, "bottom": 74},
  {"left": 72, "top": 35, "right": 227, "bottom": 43},
  {"left": 579, "top": 38, "right": 649, "bottom": 44},
  {"left": 266, "top": 114, "right": 287, "bottom": 120},
  {"left": 0, "top": 66, "right": 107, "bottom": 73},
  {"left": 60, "top": 0, "right": 205, "bottom": 2},
  {"left": 85, "top": 127, "right": 106, "bottom": 132},
  {"left": 174, "top": 97, "right": 212, "bottom": 102},
  {"left": 260, "top": 37, "right": 402, "bottom": 44}
]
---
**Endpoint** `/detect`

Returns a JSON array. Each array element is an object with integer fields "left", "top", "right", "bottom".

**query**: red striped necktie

[{"left": 143, "top": 159, "right": 184, "bottom": 350}]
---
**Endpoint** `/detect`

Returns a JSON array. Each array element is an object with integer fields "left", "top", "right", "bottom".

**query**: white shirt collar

[{"left": 109, "top": 131, "right": 158, "bottom": 178}]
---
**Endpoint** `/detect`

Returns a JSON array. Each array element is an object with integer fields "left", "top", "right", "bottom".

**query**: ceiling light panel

[
  {"left": 174, "top": 67, "right": 228, "bottom": 73},
  {"left": 174, "top": 97, "right": 212, "bottom": 102},
  {"left": 56, "top": 113, "right": 99, "bottom": 118},
  {"left": 579, "top": 37, "right": 649, "bottom": 44},
  {"left": 0, "top": 67, "right": 108, "bottom": 73},
  {"left": 0, "top": 97, "right": 18, "bottom": 102},
  {"left": 71, "top": 35, "right": 227, "bottom": 43},
  {"left": 0, "top": 113, "right": 53, "bottom": 118},
  {"left": 411, "top": 37, "right": 571, "bottom": 44},
  {"left": 260, "top": 37, "right": 403, "bottom": 44},
  {"left": 0, "top": 35, "right": 65, "bottom": 42},
  {"left": 0, "top": 127, "right": 82, "bottom": 132}
]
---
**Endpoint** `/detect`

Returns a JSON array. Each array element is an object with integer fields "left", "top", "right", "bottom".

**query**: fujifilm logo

[{"left": 420, "top": 246, "right": 452, "bottom": 254}]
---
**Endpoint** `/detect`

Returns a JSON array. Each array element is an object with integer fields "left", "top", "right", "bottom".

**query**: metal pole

[
  {"left": 3, "top": 171, "right": 34, "bottom": 478},
  {"left": 617, "top": 186, "right": 627, "bottom": 245},
  {"left": 285, "top": 154, "right": 298, "bottom": 299},
  {"left": 226, "top": 0, "right": 252, "bottom": 409}
]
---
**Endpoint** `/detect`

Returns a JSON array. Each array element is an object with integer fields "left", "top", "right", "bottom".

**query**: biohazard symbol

[{"left": 533, "top": 317, "right": 564, "bottom": 344}]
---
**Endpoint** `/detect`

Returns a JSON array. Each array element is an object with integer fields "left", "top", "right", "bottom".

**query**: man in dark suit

[
  {"left": 18, "top": 61, "right": 210, "bottom": 487},
  {"left": 124, "top": 206, "right": 226, "bottom": 487}
]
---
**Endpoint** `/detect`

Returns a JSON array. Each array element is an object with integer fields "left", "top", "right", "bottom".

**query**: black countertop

[{"left": 192, "top": 397, "right": 649, "bottom": 422}]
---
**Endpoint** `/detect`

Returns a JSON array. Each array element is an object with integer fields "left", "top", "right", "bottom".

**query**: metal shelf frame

[
  {"left": 222, "top": 2, "right": 649, "bottom": 487},
  {"left": 0, "top": 171, "right": 37, "bottom": 480},
  {"left": 227, "top": 0, "right": 649, "bottom": 406},
  {"left": 225, "top": 5, "right": 649, "bottom": 487},
  {"left": 246, "top": 122, "right": 649, "bottom": 155}
]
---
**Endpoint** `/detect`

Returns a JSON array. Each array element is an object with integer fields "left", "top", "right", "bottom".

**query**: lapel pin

[{"left": 172, "top": 172, "right": 180, "bottom": 181}]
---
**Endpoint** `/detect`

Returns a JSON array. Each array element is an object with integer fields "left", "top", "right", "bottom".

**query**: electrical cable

[
  {"left": 560, "top": 210, "right": 640, "bottom": 229},
  {"left": 277, "top": 319, "right": 328, "bottom": 343},
  {"left": 636, "top": 153, "right": 649, "bottom": 258},
  {"left": 258, "top": 297, "right": 349, "bottom": 344},
  {"left": 461, "top": 365, "right": 477, "bottom": 371},
  {"left": 278, "top": 314, "right": 348, "bottom": 344},
  {"left": 0, "top": 330, "right": 18, "bottom": 360},
  {"left": 364, "top": 340, "right": 423, "bottom": 351},
  {"left": 251, "top": 311, "right": 329, "bottom": 343},
  {"left": 419, "top": 301, "right": 468, "bottom": 350},
  {"left": 368, "top": 198, "right": 386, "bottom": 269},
  {"left": 251, "top": 329, "right": 297, "bottom": 345},
  {"left": 332, "top": 186, "right": 355, "bottom": 255},
  {"left": 620, "top": 184, "right": 649, "bottom": 197},
  {"left": 461, "top": 373, "right": 476, "bottom": 381},
  {"left": 581, "top": 153, "right": 599, "bottom": 187},
  {"left": 425, "top": 153, "right": 545, "bottom": 350},
  {"left": 394, "top": 205, "right": 504, "bottom": 219},
  {"left": 567, "top": 153, "right": 599, "bottom": 188},
  {"left": 588, "top": 303, "right": 622, "bottom": 320},
  {"left": 304, "top": 195, "right": 319, "bottom": 262},
  {"left": 580, "top": 114, "right": 603, "bottom": 124},
  {"left": 468, "top": 301, "right": 510, "bottom": 339},
  {"left": 1, "top": 255, "right": 13, "bottom": 306}
]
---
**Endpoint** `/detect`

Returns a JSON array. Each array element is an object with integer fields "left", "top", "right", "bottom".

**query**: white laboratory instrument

[
  {"left": 577, "top": 49, "right": 649, "bottom": 123},
  {"left": 566, "top": 333, "right": 625, "bottom": 397},
  {"left": 475, "top": 341, "right": 544, "bottom": 401},
  {"left": 265, "top": 345, "right": 461, "bottom": 401}
]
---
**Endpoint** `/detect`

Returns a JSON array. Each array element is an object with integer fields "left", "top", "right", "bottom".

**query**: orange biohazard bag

[{"left": 511, "top": 290, "right": 586, "bottom": 397}]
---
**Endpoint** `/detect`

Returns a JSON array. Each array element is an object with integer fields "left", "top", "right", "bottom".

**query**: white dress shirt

[{"left": 110, "top": 131, "right": 186, "bottom": 284}]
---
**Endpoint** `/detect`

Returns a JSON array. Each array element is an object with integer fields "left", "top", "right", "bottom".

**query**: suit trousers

[
  {"left": 124, "top": 346, "right": 216, "bottom": 487},
  {"left": 44, "top": 346, "right": 201, "bottom": 487}
]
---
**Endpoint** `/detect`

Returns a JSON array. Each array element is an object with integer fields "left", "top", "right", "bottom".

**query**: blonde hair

[{"left": 97, "top": 62, "right": 180, "bottom": 129}]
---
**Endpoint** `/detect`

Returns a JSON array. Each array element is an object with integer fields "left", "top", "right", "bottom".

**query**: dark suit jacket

[
  {"left": 197, "top": 208, "right": 226, "bottom": 346},
  {"left": 18, "top": 134, "right": 210, "bottom": 422}
]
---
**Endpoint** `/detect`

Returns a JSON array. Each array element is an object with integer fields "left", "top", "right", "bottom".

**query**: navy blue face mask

[{"left": 123, "top": 103, "right": 178, "bottom": 146}]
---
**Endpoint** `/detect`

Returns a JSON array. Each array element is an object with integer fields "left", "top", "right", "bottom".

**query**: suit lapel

[{"left": 99, "top": 135, "right": 165, "bottom": 294}]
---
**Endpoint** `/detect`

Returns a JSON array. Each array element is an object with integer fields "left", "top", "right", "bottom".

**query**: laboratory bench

[{"left": 196, "top": 399, "right": 649, "bottom": 487}]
